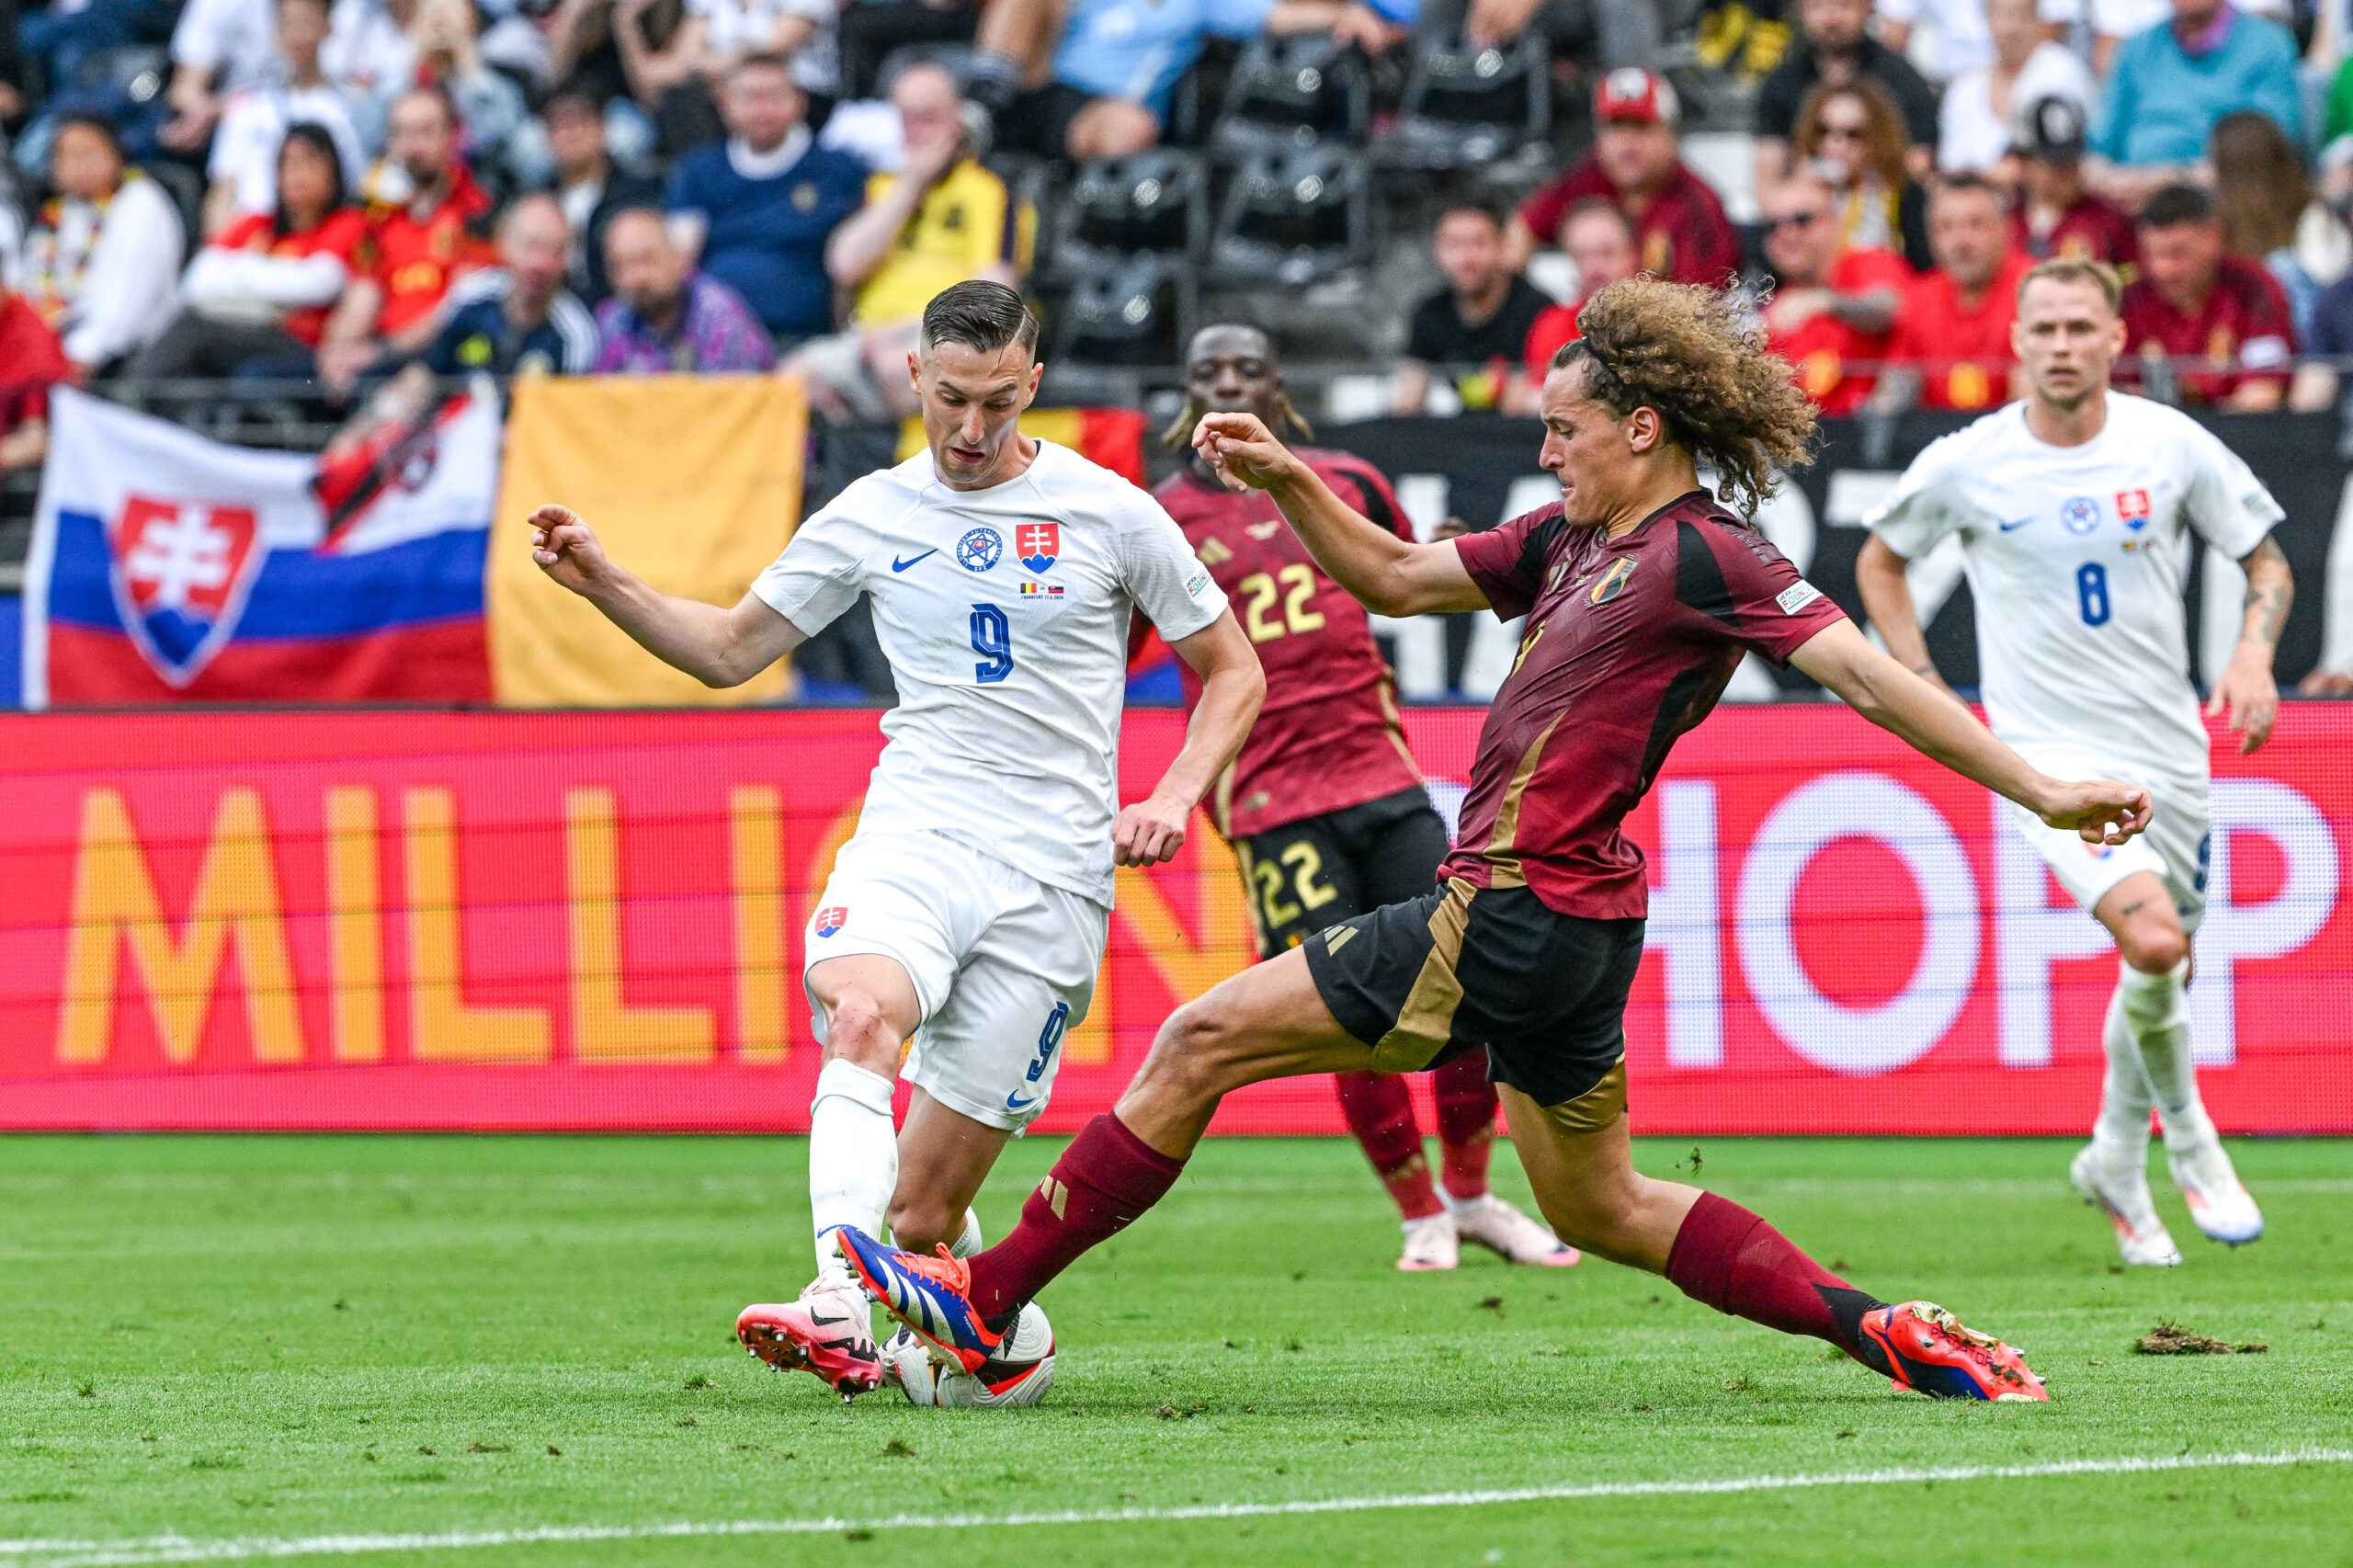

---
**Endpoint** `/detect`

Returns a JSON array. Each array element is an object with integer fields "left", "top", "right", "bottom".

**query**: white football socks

[
  {"left": 2092, "top": 982, "right": 2157, "bottom": 1166},
  {"left": 950, "top": 1208, "right": 983, "bottom": 1259},
  {"left": 808, "top": 1057, "right": 898, "bottom": 1290},
  {"left": 2117, "top": 959, "right": 2218, "bottom": 1156}
]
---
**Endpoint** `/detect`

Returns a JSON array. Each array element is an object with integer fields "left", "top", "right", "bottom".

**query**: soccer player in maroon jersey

[
  {"left": 1156, "top": 324, "right": 1576, "bottom": 1273},
  {"left": 841, "top": 278, "right": 2156, "bottom": 1402}
]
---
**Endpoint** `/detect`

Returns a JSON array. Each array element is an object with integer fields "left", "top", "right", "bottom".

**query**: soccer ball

[{"left": 881, "top": 1301, "right": 1055, "bottom": 1407}]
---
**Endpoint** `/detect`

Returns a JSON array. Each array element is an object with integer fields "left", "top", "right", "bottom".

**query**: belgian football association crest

[
  {"left": 105, "top": 494, "right": 266, "bottom": 686},
  {"left": 1017, "top": 521, "right": 1061, "bottom": 574},
  {"left": 815, "top": 906, "right": 847, "bottom": 937}
]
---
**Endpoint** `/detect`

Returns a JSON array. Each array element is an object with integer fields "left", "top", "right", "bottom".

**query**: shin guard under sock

[
  {"left": 965, "top": 1113, "right": 1185, "bottom": 1324},
  {"left": 1665, "top": 1191, "right": 1891, "bottom": 1374}
]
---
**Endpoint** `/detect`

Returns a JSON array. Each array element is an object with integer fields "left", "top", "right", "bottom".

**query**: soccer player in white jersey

[
  {"left": 522, "top": 281, "right": 1265, "bottom": 1395},
  {"left": 1859, "top": 256, "right": 2293, "bottom": 1267}
]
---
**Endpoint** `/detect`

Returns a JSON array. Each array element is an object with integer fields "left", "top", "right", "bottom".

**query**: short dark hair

[
  {"left": 921, "top": 281, "right": 1040, "bottom": 358},
  {"left": 542, "top": 80, "right": 603, "bottom": 121},
  {"left": 2140, "top": 182, "right": 2217, "bottom": 230},
  {"left": 731, "top": 51, "right": 795, "bottom": 79},
  {"left": 51, "top": 112, "right": 123, "bottom": 161},
  {"left": 1932, "top": 171, "right": 2003, "bottom": 205},
  {"left": 1437, "top": 200, "right": 1506, "bottom": 231},
  {"left": 1561, "top": 196, "right": 1637, "bottom": 244}
]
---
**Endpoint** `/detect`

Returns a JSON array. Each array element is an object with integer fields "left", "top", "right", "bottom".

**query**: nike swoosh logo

[
  {"left": 892, "top": 549, "right": 938, "bottom": 572},
  {"left": 1997, "top": 517, "right": 2035, "bottom": 532},
  {"left": 1005, "top": 1090, "right": 1039, "bottom": 1111},
  {"left": 810, "top": 1312, "right": 849, "bottom": 1326}
]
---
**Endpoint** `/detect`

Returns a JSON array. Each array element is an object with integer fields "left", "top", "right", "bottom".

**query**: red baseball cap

[{"left": 1594, "top": 68, "right": 1679, "bottom": 128}]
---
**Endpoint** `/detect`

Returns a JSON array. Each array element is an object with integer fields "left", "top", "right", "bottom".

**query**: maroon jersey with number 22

[
  {"left": 1447, "top": 491, "right": 1847, "bottom": 920},
  {"left": 1157, "top": 449, "right": 1425, "bottom": 839}
]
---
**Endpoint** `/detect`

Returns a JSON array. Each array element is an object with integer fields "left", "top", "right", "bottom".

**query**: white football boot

[
  {"left": 2167, "top": 1141, "right": 2264, "bottom": 1245},
  {"left": 736, "top": 1275, "right": 882, "bottom": 1397},
  {"left": 1448, "top": 1192, "right": 1580, "bottom": 1267},
  {"left": 1397, "top": 1211, "right": 1460, "bottom": 1271},
  {"left": 2069, "top": 1143, "right": 2182, "bottom": 1267}
]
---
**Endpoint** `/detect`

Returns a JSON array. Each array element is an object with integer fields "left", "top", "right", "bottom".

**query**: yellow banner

[{"left": 489, "top": 375, "right": 808, "bottom": 707}]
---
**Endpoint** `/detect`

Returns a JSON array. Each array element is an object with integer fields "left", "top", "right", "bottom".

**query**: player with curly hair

[{"left": 843, "top": 278, "right": 2158, "bottom": 1403}]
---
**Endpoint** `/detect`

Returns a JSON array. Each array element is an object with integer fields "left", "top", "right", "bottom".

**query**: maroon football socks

[
  {"left": 1433, "top": 1053, "right": 1499, "bottom": 1200},
  {"left": 964, "top": 1112, "right": 1186, "bottom": 1324},
  {"left": 1335, "top": 1071, "right": 1445, "bottom": 1220},
  {"left": 1664, "top": 1190, "right": 1890, "bottom": 1373}
]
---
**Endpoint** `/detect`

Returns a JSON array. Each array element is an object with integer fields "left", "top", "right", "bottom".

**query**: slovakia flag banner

[{"left": 22, "top": 387, "right": 497, "bottom": 706}]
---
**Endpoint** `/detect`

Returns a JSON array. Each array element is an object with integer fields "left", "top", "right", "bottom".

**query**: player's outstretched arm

[
  {"left": 1853, "top": 534, "right": 1961, "bottom": 702},
  {"left": 526, "top": 504, "right": 805, "bottom": 687},
  {"left": 1113, "top": 610, "right": 1266, "bottom": 869},
  {"left": 1192, "top": 413, "right": 1489, "bottom": 617},
  {"left": 2207, "top": 534, "right": 2292, "bottom": 755},
  {"left": 1790, "top": 619, "right": 2153, "bottom": 844}
]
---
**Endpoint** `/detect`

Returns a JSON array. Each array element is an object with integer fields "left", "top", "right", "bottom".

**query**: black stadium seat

[
  {"left": 1207, "top": 33, "right": 1372, "bottom": 157},
  {"left": 1374, "top": 35, "right": 1550, "bottom": 170},
  {"left": 1207, "top": 145, "right": 1370, "bottom": 287}
]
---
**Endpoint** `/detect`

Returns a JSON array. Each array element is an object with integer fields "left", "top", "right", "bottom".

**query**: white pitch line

[{"left": 6, "top": 1448, "right": 2350, "bottom": 1567}]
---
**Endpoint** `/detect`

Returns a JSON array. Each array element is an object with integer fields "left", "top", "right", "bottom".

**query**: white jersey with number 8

[
  {"left": 1863, "top": 392, "right": 2281, "bottom": 781},
  {"left": 754, "top": 439, "right": 1228, "bottom": 908}
]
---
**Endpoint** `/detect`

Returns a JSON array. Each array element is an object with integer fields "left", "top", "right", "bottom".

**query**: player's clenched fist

[
  {"left": 1113, "top": 793, "right": 1191, "bottom": 868},
  {"left": 526, "top": 504, "right": 609, "bottom": 595},
  {"left": 1191, "top": 413, "right": 1304, "bottom": 495},
  {"left": 2036, "top": 778, "right": 2154, "bottom": 846}
]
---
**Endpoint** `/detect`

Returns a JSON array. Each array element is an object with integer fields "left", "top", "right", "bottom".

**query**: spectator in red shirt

[
  {"left": 2120, "top": 182, "right": 2295, "bottom": 411},
  {"left": 2010, "top": 96, "right": 2136, "bottom": 268},
  {"left": 316, "top": 85, "right": 494, "bottom": 394},
  {"left": 1877, "top": 174, "right": 2031, "bottom": 411},
  {"left": 0, "top": 284, "right": 72, "bottom": 472},
  {"left": 1757, "top": 173, "right": 1910, "bottom": 415},
  {"left": 130, "top": 125, "right": 367, "bottom": 381},
  {"left": 1508, "top": 69, "right": 1741, "bottom": 289},
  {"left": 1513, "top": 199, "right": 1640, "bottom": 408}
]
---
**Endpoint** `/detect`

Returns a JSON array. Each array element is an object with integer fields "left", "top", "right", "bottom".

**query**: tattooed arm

[{"left": 2208, "top": 534, "right": 2293, "bottom": 755}]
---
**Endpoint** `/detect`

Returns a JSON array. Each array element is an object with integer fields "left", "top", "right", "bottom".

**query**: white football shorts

[
  {"left": 2004, "top": 752, "right": 2211, "bottom": 935},
  {"left": 803, "top": 829, "right": 1106, "bottom": 1131}
]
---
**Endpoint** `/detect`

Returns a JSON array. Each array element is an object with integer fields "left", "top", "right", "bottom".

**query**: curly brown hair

[{"left": 1553, "top": 278, "right": 1817, "bottom": 516}]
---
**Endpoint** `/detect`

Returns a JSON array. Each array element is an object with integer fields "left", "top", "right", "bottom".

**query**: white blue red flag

[{"left": 21, "top": 387, "right": 498, "bottom": 705}]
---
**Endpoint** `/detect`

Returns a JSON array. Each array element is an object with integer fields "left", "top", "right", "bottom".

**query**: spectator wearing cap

[
  {"left": 0, "top": 279, "right": 71, "bottom": 472},
  {"left": 1755, "top": 0, "right": 1939, "bottom": 199},
  {"left": 784, "top": 63, "right": 1031, "bottom": 423},
  {"left": 1876, "top": 0, "right": 2077, "bottom": 84},
  {"left": 664, "top": 53, "right": 866, "bottom": 347},
  {"left": 2120, "top": 182, "right": 2293, "bottom": 410},
  {"left": 1393, "top": 202, "right": 1553, "bottom": 415},
  {"left": 546, "top": 83, "right": 662, "bottom": 307},
  {"left": 594, "top": 206, "right": 777, "bottom": 372},
  {"left": 958, "top": 0, "right": 1398, "bottom": 164},
  {"left": 1790, "top": 79, "right": 1932, "bottom": 271},
  {"left": 1507, "top": 70, "right": 1740, "bottom": 290},
  {"left": 1936, "top": 0, "right": 2093, "bottom": 176},
  {"left": 202, "top": 0, "right": 366, "bottom": 235},
  {"left": 132, "top": 122, "right": 366, "bottom": 379},
  {"left": 1756, "top": 171, "right": 1909, "bottom": 415},
  {"left": 1510, "top": 199, "right": 1641, "bottom": 410},
  {"left": 1875, "top": 174, "right": 2031, "bottom": 411},
  {"left": 2092, "top": 0, "right": 2300, "bottom": 211},
  {"left": 16, "top": 116, "right": 183, "bottom": 373},
  {"left": 315, "top": 85, "right": 495, "bottom": 394},
  {"left": 2011, "top": 95, "right": 2136, "bottom": 266}
]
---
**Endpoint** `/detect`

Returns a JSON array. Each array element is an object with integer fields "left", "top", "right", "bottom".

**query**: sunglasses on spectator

[
  {"left": 1815, "top": 119, "right": 1868, "bottom": 140},
  {"left": 1768, "top": 210, "right": 1827, "bottom": 231}
]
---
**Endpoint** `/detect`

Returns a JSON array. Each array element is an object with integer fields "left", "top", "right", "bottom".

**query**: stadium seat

[
  {"left": 1051, "top": 253, "right": 1197, "bottom": 365},
  {"left": 1207, "top": 146, "right": 1371, "bottom": 287},
  {"left": 1042, "top": 150, "right": 1210, "bottom": 285},
  {"left": 1207, "top": 33, "right": 1372, "bottom": 157},
  {"left": 1373, "top": 35, "right": 1550, "bottom": 171}
]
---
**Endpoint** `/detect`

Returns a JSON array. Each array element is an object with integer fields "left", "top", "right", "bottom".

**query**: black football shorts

[{"left": 1302, "top": 877, "right": 1643, "bottom": 1109}]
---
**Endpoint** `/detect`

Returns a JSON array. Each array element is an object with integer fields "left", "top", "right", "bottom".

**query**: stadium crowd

[{"left": 4, "top": 0, "right": 2353, "bottom": 472}]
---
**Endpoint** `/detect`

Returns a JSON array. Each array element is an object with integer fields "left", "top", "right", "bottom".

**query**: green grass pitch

[{"left": 1, "top": 1133, "right": 2348, "bottom": 1567}]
